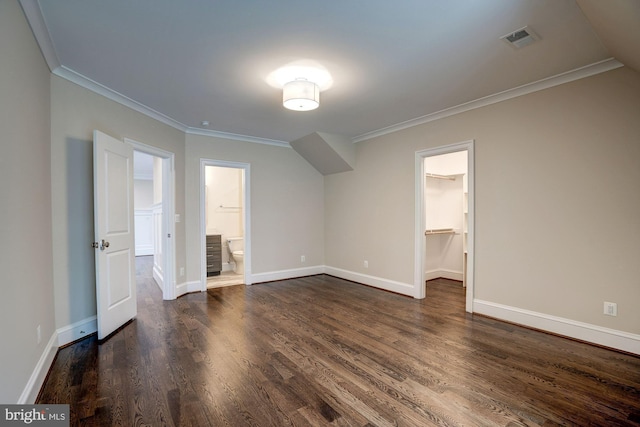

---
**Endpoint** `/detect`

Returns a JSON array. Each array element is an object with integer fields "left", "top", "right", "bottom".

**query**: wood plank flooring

[{"left": 38, "top": 257, "right": 640, "bottom": 426}]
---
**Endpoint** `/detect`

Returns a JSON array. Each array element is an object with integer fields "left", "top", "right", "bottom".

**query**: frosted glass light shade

[{"left": 283, "top": 79, "right": 319, "bottom": 111}]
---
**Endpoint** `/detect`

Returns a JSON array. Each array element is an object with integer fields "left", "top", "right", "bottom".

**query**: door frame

[
  {"left": 125, "top": 138, "right": 177, "bottom": 300},
  {"left": 414, "top": 140, "right": 475, "bottom": 312},
  {"left": 199, "top": 159, "right": 252, "bottom": 289}
]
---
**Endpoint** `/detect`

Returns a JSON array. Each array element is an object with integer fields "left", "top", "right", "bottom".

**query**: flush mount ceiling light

[
  {"left": 283, "top": 78, "right": 319, "bottom": 111},
  {"left": 266, "top": 60, "right": 333, "bottom": 112}
]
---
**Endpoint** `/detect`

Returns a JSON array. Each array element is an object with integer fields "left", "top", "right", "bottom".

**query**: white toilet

[{"left": 227, "top": 237, "right": 244, "bottom": 274}]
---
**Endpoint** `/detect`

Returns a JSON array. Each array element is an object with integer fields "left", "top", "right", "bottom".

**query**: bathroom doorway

[
  {"left": 200, "top": 159, "right": 251, "bottom": 289},
  {"left": 415, "top": 141, "right": 474, "bottom": 312}
]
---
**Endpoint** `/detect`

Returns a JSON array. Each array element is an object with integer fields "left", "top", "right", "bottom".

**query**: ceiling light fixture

[{"left": 283, "top": 78, "right": 319, "bottom": 111}]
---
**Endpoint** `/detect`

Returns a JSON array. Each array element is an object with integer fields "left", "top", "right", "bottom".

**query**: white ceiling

[{"left": 21, "top": 0, "right": 638, "bottom": 144}]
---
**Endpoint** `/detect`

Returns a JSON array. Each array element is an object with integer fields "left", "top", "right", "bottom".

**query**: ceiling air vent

[{"left": 501, "top": 26, "right": 539, "bottom": 49}]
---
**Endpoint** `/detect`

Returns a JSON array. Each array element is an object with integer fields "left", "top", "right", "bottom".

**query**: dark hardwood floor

[{"left": 38, "top": 257, "right": 640, "bottom": 426}]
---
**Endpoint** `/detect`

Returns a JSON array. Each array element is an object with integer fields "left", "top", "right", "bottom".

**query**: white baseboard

[
  {"left": 152, "top": 265, "right": 164, "bottom": 291},
  {"left": 425, "top": 269, "right": 463, "bottom": 282},
  {"left": 177, "top": 280, "right": 204, "bottom": 297},
  {"left": 246, "top": 265, "right": 415, "bottom": 299},
  {"left": 18, "top": 332, "right": 58, "bottom": 404},
  {"left": 324, "top": 266, "right": 415, "bottom": 297},
  {"left": 20, "top": 315, "right": 99, "bottom": 404},
  {"left": 135, "top": 245, "right": 153, "bottom": 256},
  {"left": 187, "top": 280, "right": 202, "bottom": 293},
  {"left": 251, "top": 265, "right": 325, "bottom": 284},
  {"left": 176, "top": 281, "right": 188, "bottom": 296},
  {"left": 474, "top": 299, "right": 640, "bottom": 355},
  {"left": 20, "top": 316, "right": 99, "bottom": 403},
  {"left": 57, "top": 316, "right": 97, "bottom": 347}
]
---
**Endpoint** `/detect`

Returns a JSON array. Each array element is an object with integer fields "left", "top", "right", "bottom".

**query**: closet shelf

[
  {"left": 426, "top": 173, "right": 456, "bottom": 181},
  {"left": 425, "top": 228, "right": 456, "bottom": 235}
]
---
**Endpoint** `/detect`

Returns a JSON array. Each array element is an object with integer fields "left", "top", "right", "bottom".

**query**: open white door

[{"left": 93, "top": 130, "right": 136, "bottom": 340}]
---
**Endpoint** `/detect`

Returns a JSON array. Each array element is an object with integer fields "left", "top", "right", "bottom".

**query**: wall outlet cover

[{"left": 603, "top": 301, "right": 617, "bottom": 316}]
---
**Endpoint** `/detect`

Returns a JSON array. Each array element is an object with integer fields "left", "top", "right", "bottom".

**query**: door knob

[{"left": 100, "top": 239, "right": 110, "bottom": 250}]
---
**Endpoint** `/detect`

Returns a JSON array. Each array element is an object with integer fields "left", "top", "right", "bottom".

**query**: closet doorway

[
  {"left": 199, "top": 159, "right": 252, "bottom": 289},
  {"left": 415, "top": 141, "right": 474, "bottom": 312}
]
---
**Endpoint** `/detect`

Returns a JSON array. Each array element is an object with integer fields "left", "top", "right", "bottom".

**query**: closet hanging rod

[
  {"left": 425, "top": 173, "right": 456, "bottom": 180},
  {"left": 424, "top": 228, "right": 457, "bottom": 235}
]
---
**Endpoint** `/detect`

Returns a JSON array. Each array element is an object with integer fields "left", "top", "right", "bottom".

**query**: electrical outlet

[
  {"left": 364, "top": 260, "right": 368, "bottom": 268},
  {"left": 179, "top": 267, "right": 185, "bottom": 276},
  {"left": 603, "top": 302, "right": 617, "bottom": 316},
  {"left": 301, "top": 255, "right": 306, "bottom": 263},
  {"left": 37, "top": 325, "right": 41, "bottom": 344}
]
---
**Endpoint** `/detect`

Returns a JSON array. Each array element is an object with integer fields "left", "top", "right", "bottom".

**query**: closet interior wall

[{"left": 424, "top": 152, "right": 467, "bottom": 282}]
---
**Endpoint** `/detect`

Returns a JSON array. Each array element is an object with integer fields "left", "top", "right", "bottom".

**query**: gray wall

[
  {"left": 4, "top": 0, "right": 639, "bottom": 401},
  {"left": 325, "top": 66, "right": 640, "bottom": 335},
  {"left": 185, "top": 134, "right": 325, "bottom": 282},
  {"left": 50, "top": 76, "right": 186, "bottom": 330},
  {"left": 0, "top": 0, "right": 55, "bottom": 403}
]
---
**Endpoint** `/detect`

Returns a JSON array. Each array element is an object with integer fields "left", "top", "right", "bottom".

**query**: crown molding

[
  {"left": 53, "top": 66, "right": 189, "bottom": 132},
  {"left": 20, "top": 0, "right": 290, "bottom": 147},
  {"left": 19, "top": 0, "right": 60, "bottom": 71},
  {"left": 55, "top": 63, "right": 291, "bottom": 147},
  {"left": 352, "top": 58, "right": 624, "bottom": 143},
  {"left": 56, "top": 64, "right": 290, "bottom": 147},
  {"left": 21, "top": 1, "right": 181, "bottom": 132},
  {"left": 186, "top": 127, "right": 290, "bottom": 148},
  {"left": 21, "top": 2, "right": 622, "bottom": 148}
]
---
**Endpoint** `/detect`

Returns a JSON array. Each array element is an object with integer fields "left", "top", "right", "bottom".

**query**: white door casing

[
  {"left": 415, "top": 140, "right": 474, "bottom": 312},
  {"left": 93, "top": 130, "right": 137, "bottom": 340},
  {"left": 125, "top": 138, "right": 176, "bottom": 300},
  {"left": 200, "top": 159, "right": 252, "bottom": 289}
]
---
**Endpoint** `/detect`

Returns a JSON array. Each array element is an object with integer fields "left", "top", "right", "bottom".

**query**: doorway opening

[
  {"left": 128, "top": 139, "right": 176, "bottom": 300},
  {"left": 415, "top": 141, "right": 474, "bottom": 312},
  {"left": 200, "top": 159, "right": 251, "bottom": 290}
]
